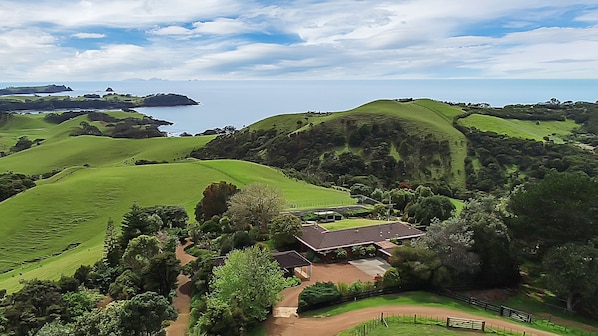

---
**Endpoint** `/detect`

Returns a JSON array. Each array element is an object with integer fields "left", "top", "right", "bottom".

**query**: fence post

[{"left": 414, "top": 314, "right": 417, "bottom": 324}]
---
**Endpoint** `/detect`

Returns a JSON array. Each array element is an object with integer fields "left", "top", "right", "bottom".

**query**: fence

[
  {"left": 347, "top": 313, "right": 447, "bottom": 336},
  {"left": 347, "top": 313, "right": 553, "bottom": 336},
  {"left": 447, "top": 316, "right": 485, "bottom": 331}
]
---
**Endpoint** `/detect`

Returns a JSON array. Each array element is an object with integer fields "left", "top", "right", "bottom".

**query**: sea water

[{"left": 2, "top": 80, "right": 597, "bottom": 135}]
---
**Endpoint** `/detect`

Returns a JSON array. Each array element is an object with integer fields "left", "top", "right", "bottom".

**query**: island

[
  {"left": 0, "top": 92, "right": 198, "bottom": 111},
  {"left": 0, "top": 84, "right": 72, "bottom": 95}
]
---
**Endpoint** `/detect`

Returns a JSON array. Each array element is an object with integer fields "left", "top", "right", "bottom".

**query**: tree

[
  {"left": 142, "top": 252, "right": 181, "bottom": 297},
  {"left": 408, "top": 195, "right": 455, "bottom": 226},
  {"left": 120, "top": 292, "right": 177, "bottom": 336},
  {"left": 2, "top": 279, "right": 65, "bottom": 336},
  {"left": 508, "top": 172, "right": 598, "bottom": 259},
  {"left": 144, "top": 205, "right": 188, "bottom": 229},
  {"left": 269, "top": 214, "right": 302, "bottom": 250},
  {"left": 460, "top": 197, "right": 520, "bottom": 286},
  {"left": 195, "top": 181, "right": 239, "bottom": 222},
  {"left": 388, "top": 188, "right": 415, "bottom": 213},
  {"left": 103, "top": 218, "right": 121, "bottom": 266},
  {"left": 416, "top": 217, "right": 480, "bottom": 280},
  {"left": 389, "top": 245, "right": 449, "bottom": 289},
  {"left": 196, "top": 298, "right": 245, "bottom": 336},
  {"left": 34, "top": 320, "right": 73, "bottom": 336},
  {"left": 227, "top": 183, "right": 285, "bottom": 233},
  {"left": 121, "top": 235, "right": 161, "bottom": 272},
  {"left": 11, "top": 136, "right": 33, "bottom": 152},
  {"left": 209, "top": 246, "right": 286, "bottom": 326},
  {"left": 120, "top": 203, "right": 161, "bottom": 246},
  {"left": 542, "top": 243, "right": 598, "bottom": 313},
  {"left": 74, "top": 301, "right": 125, "bottom": 336},
  {"left": 108, "top": 270, "right": 141, "bottom": 300}
]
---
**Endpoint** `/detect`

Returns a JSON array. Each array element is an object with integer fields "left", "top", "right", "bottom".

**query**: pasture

[
  {"left": 458, "top": 114, "right": 578, "bottom": 142},
  {"left": 0, "top": 160, "right": 354, "bottom": 292}
]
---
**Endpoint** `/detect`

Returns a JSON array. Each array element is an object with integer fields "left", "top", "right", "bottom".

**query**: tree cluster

[
  {"left": 0, "top": 172, "right": 35, "bottom": 202},
  {"left": 191, "top": 115, "right": 456, "bottom": 191},
  {"left": 0, "top": 203, "right": 191, "bottom": 335}
]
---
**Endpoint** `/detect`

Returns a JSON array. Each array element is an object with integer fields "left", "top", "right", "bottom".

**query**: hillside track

[
  {"left": 266, "top": 305, "right": 560, "bottom": 336},
  {"left": 165, "top": 239, "right": 197, "bottom": 336}
]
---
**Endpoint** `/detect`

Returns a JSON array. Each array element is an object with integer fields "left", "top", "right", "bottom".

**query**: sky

[{"left": 1, "top": 0, "right": 598, "bottom": 81}]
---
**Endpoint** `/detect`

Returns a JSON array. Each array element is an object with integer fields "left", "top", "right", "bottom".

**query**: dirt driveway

[
  {"left": 266, "top": 305, "right": 561, "bottom": 336},
  {"left": 271, "top": 263, "right": 559, "bottom": 336},
  {"left": 277, "top": 262, "right": 375, "bottom": 308}
]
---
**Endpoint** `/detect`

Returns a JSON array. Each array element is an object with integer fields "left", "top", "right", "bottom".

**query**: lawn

[
  {"left": 305, "top": 292, "right": 493, "bottom": 318},
  {"left": 0, "top": 160, "right": 354, "bottom": 292},
  {"left": 458, "top": 114, "right": 578, "bottom": 142},
  {"left": 321, "top": 219, "right": 389, "bottom": 231}
]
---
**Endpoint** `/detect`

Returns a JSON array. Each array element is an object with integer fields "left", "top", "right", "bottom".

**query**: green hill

[
  {"left": 197, "top": 99, "right": 468, "bottom": 191},
  {"left": 0, "top": 160, "right": 354, "bottom": 292}
]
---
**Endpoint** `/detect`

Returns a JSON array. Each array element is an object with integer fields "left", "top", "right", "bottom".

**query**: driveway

[{"left": 349, "top": 257, "right": 391, "bottom": 277}]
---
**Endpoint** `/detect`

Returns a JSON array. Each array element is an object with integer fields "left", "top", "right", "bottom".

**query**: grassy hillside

[
  {"left": 459, "top": 114, "right": 578, "bottom": 143},
  {"left": 236, "top": 99, "right": 468, "bottom": 190},
  {"left": 0, "top": 135, "right": 215, "bottom": 175},
  {"left": 0, "top": 160, "right": 354, "bottom": 292}
]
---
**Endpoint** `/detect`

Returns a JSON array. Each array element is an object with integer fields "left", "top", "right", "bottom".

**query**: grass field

[
  {"left": 0, "top": 160, "right": 354, "bottom": 292},
  {"left": 339, "top": 318, "right": 472, "bottom": 336},
  {"left": 321, "top": 219, "right": 389, "bottom": 231},
  {"left": 458, "top": 114, "right": 578, "bottom": 142},
  {"left": 305, "top": 292, "right": 597, "bottom": 336}
]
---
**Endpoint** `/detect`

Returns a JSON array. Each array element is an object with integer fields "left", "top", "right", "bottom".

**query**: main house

[{"left": 295, "top": 221, "right": 424, "bottom": 261}]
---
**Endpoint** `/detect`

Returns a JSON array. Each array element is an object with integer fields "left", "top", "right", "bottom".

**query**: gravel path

[{"left": 165, "top": 239, "right": 197, "bottom": 336}]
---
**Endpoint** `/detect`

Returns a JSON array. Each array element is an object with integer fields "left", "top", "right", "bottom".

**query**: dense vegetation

[
  {"left": 193, "top": 99, "right": 598, "bottom": 197},
  {"left": 0, "top": 203, "right": 185, "bottom": 335},
  {"left": 2, "top": 96, "right": 598, "bottom": 334}
]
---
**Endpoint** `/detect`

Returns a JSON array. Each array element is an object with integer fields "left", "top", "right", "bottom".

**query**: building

[{"left": 295, "top": 221, "right": 424, "bottom": 261}]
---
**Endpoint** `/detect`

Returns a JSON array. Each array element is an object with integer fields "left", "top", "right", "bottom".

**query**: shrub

[
  {"left": 334, "top": 248, "right": 347, "bottom": 260},
  {"left": 284, "top": 277, "right": 302, "bottom": 288},
  {"left": 351, "top": 246, "right": 366, "bottom": 258},
  {"left": 382, "top": 267, "right": 402, "bottom": 289},
  {"left": 365, "top": 245, "right": 377, "bottom": 258},
  {"left": 298, "top": 282, "right": 341, "bottom": 312},
  {"left": 347, "top": 280, "right": 365, "bottom": 295},
  {"left": 336, "top": 282, "right": 349, "bottom": 296}
]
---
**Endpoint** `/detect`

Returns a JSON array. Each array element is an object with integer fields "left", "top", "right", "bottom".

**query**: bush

[
  {"left": 284, "top": 277, "right": 302, "bottom": 288},
  {"left": 336, "top": 282, "right": 349, "bottom": 296},
  {"left": 347, "top": 280, "right": 366, "bottom": 295},
  {"left": 351, "top": 246, "right": 366, "bottom": 258},
  {"left": 365, "top": 245, "right": 377, "bottom": 258},
  {"left": 334, "top": 248, "right": 347, "bottom": 260},
  {"left": 382, "top": 267, "right": 402, "bottom": 289},
  {"left": 298, "top": 282, "right": 341, "bottom": 312}
]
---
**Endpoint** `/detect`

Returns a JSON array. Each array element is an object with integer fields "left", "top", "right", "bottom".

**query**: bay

[{"left": 2, "top": 80, "right": 597, "bottom": 135}]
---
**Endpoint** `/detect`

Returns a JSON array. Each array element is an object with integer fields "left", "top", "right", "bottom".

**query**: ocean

[{"left": 2, "top": 80, "right": 597, "bottom": 135}]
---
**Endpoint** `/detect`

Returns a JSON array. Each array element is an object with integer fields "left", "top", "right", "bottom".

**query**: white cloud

[
  {"left": 2, "top": 0, "right": 598, "bottom": 80},
  {"left": 72, "top": 32, "right": 106, "bottom": 39}
]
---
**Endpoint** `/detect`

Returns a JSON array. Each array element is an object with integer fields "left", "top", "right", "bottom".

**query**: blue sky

[{"left": 1, "top": 0, "right": 598, "bottom": 81}]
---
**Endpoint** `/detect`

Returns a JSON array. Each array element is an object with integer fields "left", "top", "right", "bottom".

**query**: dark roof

[
  {"left": 272, "top": 250, "right": 311, "bottom": 269},
  {"left": 296, "top": 221, "right": 424, "bottom": 252},
  {"left": 213, "top": 250, "right": 310, "bottom": 269}
]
